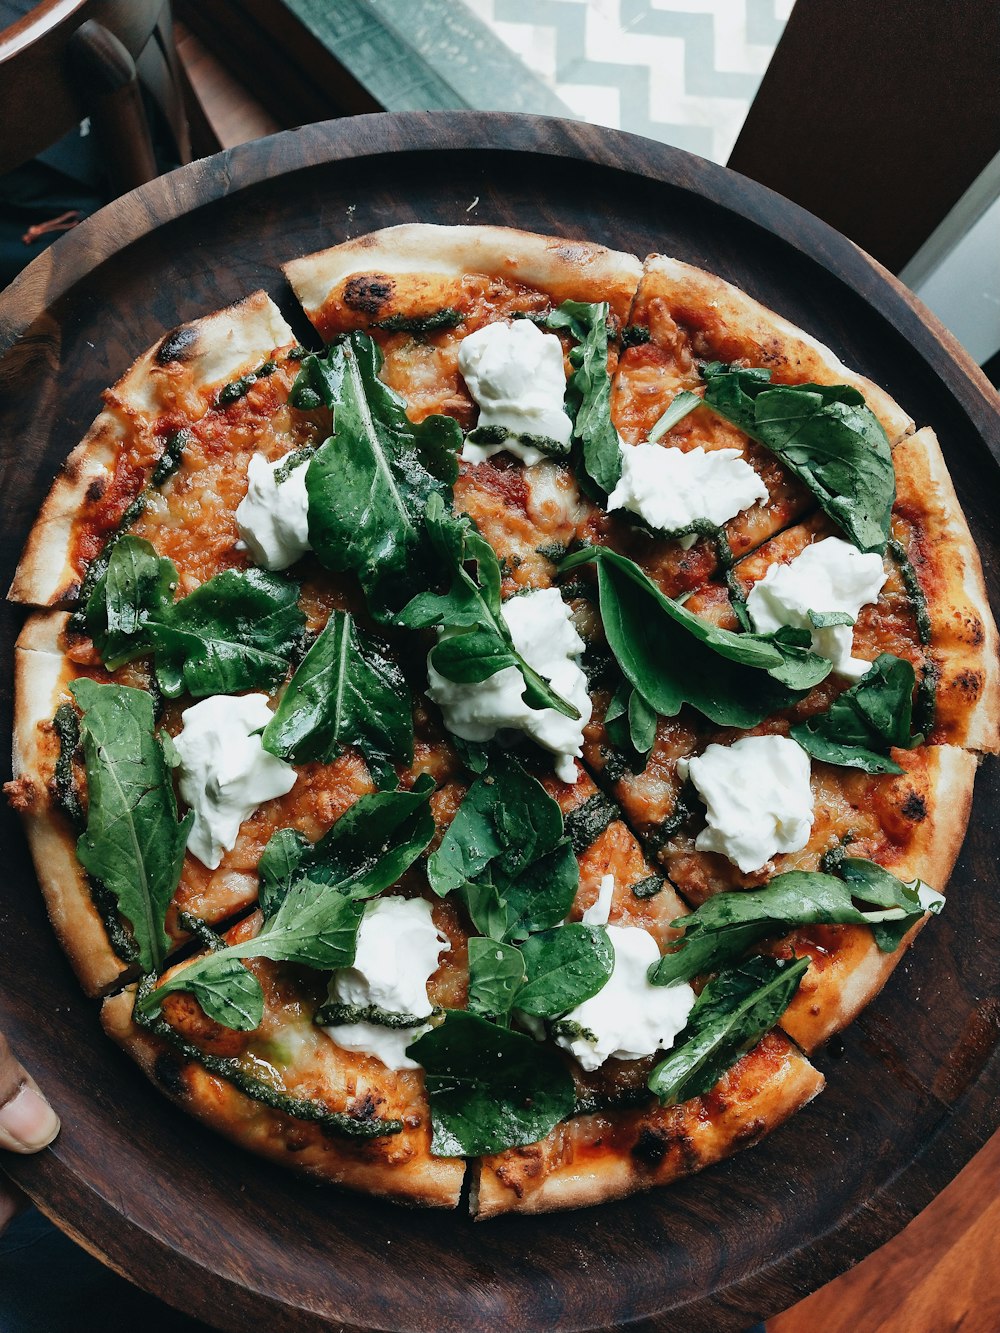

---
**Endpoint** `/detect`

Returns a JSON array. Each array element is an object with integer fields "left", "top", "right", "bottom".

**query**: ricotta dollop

[
  {"left": 458, "top": 320, "right": 573, "bottom": 465},
  {"left": 235, "top": 452, "right": 311, "bottom": 570},
  {"left": 322, "top": 896, "right": 449, "bottom": 1071},
  {"left": 426, "top": 587, "right": 592, "bottom": 784},
  {"left": 606, "top": 444, "right": 769, "bottom": 547},
  {"left": 746, "top": 536, "right": 887, "bottom": 679},
  {"left": 678, "top": 734, "right": 814, "bottom": 874},
  {"left": 581, "top": 873, "right": 615, "bottom": 926},
  {"left": 554, "top": 925, "right": 696, "bottom": 1072},
  {"left": 174, "top": 693, "right": 298, "bottom": 869}
]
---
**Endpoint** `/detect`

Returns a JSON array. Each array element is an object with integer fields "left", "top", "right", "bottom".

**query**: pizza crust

[
  {"left": 101, "top": 987, "right": 466, "bottom": 1209},
  {"left": 892, "top": 427, "right": 1000, "bottom": 752},
  {"left": 9, "top": 291, "right": 296, "bottom": 608},
  {"left": 471, "top": 1031, "right": 823, "bottom": 1217},
  {"left": 9, "top": 611, "right": 126, "bottom": 995},
  {"left": 285, "top": 223, "right": 643, "bottom": 332},
  {"left": 779, "top": 743, "right": 977, "bottom": 1052},
  {"left": 634, "top": 255, "right": 914, "bottom": 443}
]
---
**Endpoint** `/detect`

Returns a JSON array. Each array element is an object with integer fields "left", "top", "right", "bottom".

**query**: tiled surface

[{"left": 459, "top": 0, "right": 792, "bottom": 162}]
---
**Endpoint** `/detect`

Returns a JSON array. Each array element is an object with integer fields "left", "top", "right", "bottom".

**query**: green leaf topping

[
  {"left": 261, "top": 610, "right": 413, "bottom": 787},
  {"left": 650, "top": 859, "right": 937, "bottom": 986},
  {"left": 70, "top": 680, "right": 193, "bottom": 972},
  {"left": 648, "top": 956, "right": 808, "bottom": 1105},
  {"left": 427, "top": 753, "right": 578, "bottom": 943},
  {"left": 516, "top": 924, "right": 614, "bottom": 1018},
  {"left": 546, "top": 301, "right": 622, "bottom": 495},
  {"left": 300, "top": 333, "right": 461, "bottom": 615},
  {"left": 407, "top": 1010, "right": 576, "bottom": 1156},
  {"left": 86, "top": 536, "right": 305, "bottom": 698},
  {"left": 648, "top": 389, "right": 701, "bottom": 442},
  {"left": 467, "top": 938, "right": 526, "bottom": 1020},
  {"left": 139, "top": 878, "right": 365, "bottom": 1030},
  {"left": 790, "top": 652, "right": 917, "bottom": 773},
  {"left": 561, "top": 545, "right": 831, "bottom": 727},
  {"left": 701, "top": 363, "right": 896, "bottom": 554},
  {"left": 398, "top": 494, "right": 579, "bottom": 719}
]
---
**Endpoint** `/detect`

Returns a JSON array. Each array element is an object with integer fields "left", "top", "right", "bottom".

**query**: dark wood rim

[{"left": 2, "top": 110, "right": 999, "bottom": 1332}]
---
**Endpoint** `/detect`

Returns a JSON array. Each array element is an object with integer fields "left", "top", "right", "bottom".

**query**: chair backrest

[
  {"left": 0, "top": 0, "right": 185, "bottom": 183},
  {"left": 727, "top": 0, "right": 1000, "bottom": 275}
]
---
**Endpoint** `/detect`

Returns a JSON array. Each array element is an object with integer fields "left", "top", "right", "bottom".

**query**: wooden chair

[{"left": 0, "top": 0, "right": 213, "bottom": 196}]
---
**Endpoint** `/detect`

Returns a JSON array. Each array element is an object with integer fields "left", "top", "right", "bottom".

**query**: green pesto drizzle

[
  {"left": 619, "top": 324, "right": 651, "bottom": 348},
  {"left": 133, "top": 976, "right": 403, "bottom": 1140},
  {"left": 563, "top": 793, "right": 618, "bottom": 855},
  {"left": 372, "top": 308, "right": 464, "bottom": 335},
  {"left": 315, "top": 1002, "right": 437, "bottom": 1030},
  {"left": 150, "top": 429, "right": 191, "bottom": 488},
  {"left": 571, "top": 1085, "right": 654, "bottom": 1117},
  {"left": 177, "top": 911, "right": 226, "bottom": 953},
  {"left": 645, "top": 787, "right": 695, "bottom": 851},
  {"left": 549, "top": 1018, "right": 597, "bottom": 1044},
  {"left": 272, "top": 443, "right": 317, "bottom": 485},
  {"left": 629, "top": 875, "right": 664, "bottom": 900}
]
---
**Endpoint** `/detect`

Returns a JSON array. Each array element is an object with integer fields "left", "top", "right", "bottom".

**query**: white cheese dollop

[
  {"left": 678, "top": 734, "right": 814, "bottom": 874},
  {"left": 582, "top": 873, "right": 615, "bottom": 926},
  {"left": 458, "top": 320, "right": 572, "bottom": 465},
  {"left": 554, "top": 925, "right": 696, "bottom": 1072},
  {"left": 426, "top": 587, "right": 592, "bottom": 785},
  {"left": 606, "top": 444, "right": 769, "bottom": 547},
  {"left": 322, "top": 896, "right": 449, "bottom": 1071},
  {"left": 235, "top": 452, "right": 311, "bottom": 570},
  {"left": 746, "top": 536, "right": 887, "bottom": 679},
  {"left": 174, "top": 694, "right": 298, "bottom": 870}
]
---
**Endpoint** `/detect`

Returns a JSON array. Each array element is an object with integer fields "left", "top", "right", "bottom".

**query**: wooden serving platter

[{"left": 1, "top": 112, "right": 998, "bottom": 1333}]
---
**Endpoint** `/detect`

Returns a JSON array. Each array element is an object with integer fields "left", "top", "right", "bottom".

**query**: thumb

[{"left": 0, "top": 1032, "right": 60, "bottom": 1154}]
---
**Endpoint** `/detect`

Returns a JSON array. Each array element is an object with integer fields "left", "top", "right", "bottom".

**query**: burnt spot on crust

[
  {"left": 154, "top": 1051, "right": 188, "bottom": 1099},
  {"left": 3, "top": 775, "right": 40, "bottom": 813},
  {"left": 953, "top": 667, "right": 984, "bottom": 699},
  {"left": 732, "top": 1116, "right": 767, "bottom": 1147},
  {"left": 901, "top": 791, "right": 927, "bottom": 822},
  {"left": 155, "top": 324, "right": 199, "bottom": 365},
  {"left": 632, "top": 1125, "right": 669, "bottom": 1167},
  {"left": 343, "top": 274, "right": 395, "bottom": 316},
  {"left": 85, "top": 476, "right": 107, "bottom": 503},
  {"left": 346, "top": 1091, "right": 383, "bottom": 1126}
]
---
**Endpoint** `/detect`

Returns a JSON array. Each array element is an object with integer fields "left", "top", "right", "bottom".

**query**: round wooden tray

[{"left": 1, "top": 112, "right": 999, "bottom": 1333}]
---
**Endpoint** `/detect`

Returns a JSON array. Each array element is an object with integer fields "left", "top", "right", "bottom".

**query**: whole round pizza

[{"left": 6, "top": 225, "right": 998, "bottom": 1217}]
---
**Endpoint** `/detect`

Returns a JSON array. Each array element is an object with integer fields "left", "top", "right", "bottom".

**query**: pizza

[{"left": 6, "top": 223, "right": 997, "bottom": 1218}]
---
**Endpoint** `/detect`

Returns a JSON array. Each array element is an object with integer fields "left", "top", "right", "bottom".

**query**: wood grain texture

[
  {"left": 770, "top": 1127, "right": 1000, "bottom": 1333},
  {"left": 1, "top": 112, "right": 999, "bottom": 1333}
]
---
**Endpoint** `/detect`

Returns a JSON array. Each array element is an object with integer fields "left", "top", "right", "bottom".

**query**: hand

[{"left": 0, "top": 1031, "right": 60, "bottom": 1233}]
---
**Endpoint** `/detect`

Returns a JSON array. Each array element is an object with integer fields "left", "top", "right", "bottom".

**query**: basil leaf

[
  {"left": 547, "top": 300, "right": 621, "bottom": 495},
  {"left": 261, "top": 610, "right": 412, "bottom": 786},
  {"left": 701, "top": 363, "right": 896, "bottom": 554},
  {"left": 87, "top": 536, "right": 305, "bottom": 698},
  {"left": 259, "top": 776, "right": 436, "bottom": 903},
  {"left": 648, "top": 390, "right": 701, "bottom": 442},
  {"left": 562, "top": 545, "right": 829, "bottom": 727},
  {"left": 838, "top": 857, "right": 933, "bottom": 950},
  {"left": 408, "top": 1010, "right": 576, "bottom": 1156},
  {"left": 648, "top": 956, "right": 808, "bottom": 1106},
  {"left": 398, "top": 495, "right": 579, "bottom": 718},
  {"left": 303, "top": 334, "right": 461, "bottom": 615},
  {"left": 790, "top": 653, "right": 916, "bottom": 773},
  {"left": 467, "top": 938, "right": 525, "bottom": 1020},
  {"left": 70, "top": 680, "right": 192, "bottom": 973},
  {"left": 604, "top": 680, "right": 655, "bottom": 768},
  {"left": 141, "top": 879, "right": 364, "bottom": 1029},
  {"left": 427, "top": 756, "right": 578, "bottom": 942},
  {"left": 516, "top": 924, "right": 614, "bottom": 1018}
]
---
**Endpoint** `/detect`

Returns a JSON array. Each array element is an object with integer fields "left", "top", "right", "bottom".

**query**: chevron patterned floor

[{"left": 459, "top": 0, "right": 792, "bottom": 163}]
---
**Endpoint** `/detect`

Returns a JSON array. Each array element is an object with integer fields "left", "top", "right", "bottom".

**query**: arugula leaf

[
  {"left": 398, "top": 494, "right": 579, "bottom": 719},
  {"left": 516, "top": 924, "right": 613, "bottom": 1018},
  {"left": 791, "top": 653, "right": 916, "bottom": 773},
  {"left": 701, "top": 363, "right": 896, "bottom": 555},
  {"left": 648, "top": 390, "right": 701, "bottom": 442},
  {"left": 562, "top": 545, "right": 830, "bottom": 727},
  {"left": 261, "top": 610, "right": 412, "bottom": 786},
  {"left": 467, "top": 938, "right": 525, "bottom": 1020},
  {"left": 407, "top": 1010, "right": 576, "bottom": 1156},
  {"left": 87, "top": 536, "right": 305, "bottom": 698},
  {"left": 257, "top": 777, "right": 436, "bottom": 904},
  {"left": 427, "top": 754, "right": 578, "bottom": 942},
  {"left": 301, "top": 334, "right": 462, "bottom": 615},
  {"left": 648, "top": 956, "right": 808, "bottom": 1105},
  {"left": 140, "top": 878, "right": 364, "bottom": 1030},
  {"left": 546, "top": 300, "right": 621, "bottom": 495},
  {"left": 70, "top": 680, "right": 193, "bottom": 973},
  {"left": 650, "top": 860, "right": 934, "bottom": 986},
  {"left": 604, "top": 680, "right": 657, "bottom": 763}
]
